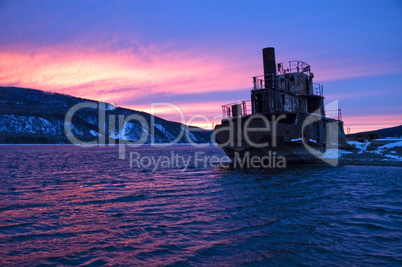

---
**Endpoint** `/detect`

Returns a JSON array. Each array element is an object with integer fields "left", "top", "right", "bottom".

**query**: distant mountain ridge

[
  {"left": 0, "top": 87, "right": 212, "bottom": 144},
  {"left": 347, "top": 125, "right": 402, "bottom": 139}
]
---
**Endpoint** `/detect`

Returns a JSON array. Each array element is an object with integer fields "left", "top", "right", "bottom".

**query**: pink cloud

[{"left": 0, "top": 43, "right": 256, "bottom": 104}]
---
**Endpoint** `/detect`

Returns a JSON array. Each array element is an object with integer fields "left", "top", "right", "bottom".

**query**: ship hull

[{"left": 214, "top": 112, "right": 346, "bottom": 166}]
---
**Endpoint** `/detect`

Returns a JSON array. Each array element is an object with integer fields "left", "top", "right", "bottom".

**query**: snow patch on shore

[
  {"left": 321, "top": 149, "right": 352, "bottom": 159},
  {"left": 347, "top": 140, "right": 402, "bottom": 161},
  {"left": 347, "top": 141, "right": 370, "bottom": 152}
]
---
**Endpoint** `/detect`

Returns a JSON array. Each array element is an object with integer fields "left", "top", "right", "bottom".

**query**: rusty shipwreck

[{"left": 213, "top": 47, "right": 347, "bottom": 165}]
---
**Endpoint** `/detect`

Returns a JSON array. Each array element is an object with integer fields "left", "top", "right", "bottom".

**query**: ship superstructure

[{"left": 214, "top": 47, "right": 346, "bottom": 166}]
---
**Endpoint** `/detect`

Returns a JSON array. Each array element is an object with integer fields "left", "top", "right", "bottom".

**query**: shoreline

[
  {"left": 338, "top": 148, "right": 402, "bottom": 167},
  {"left": 1, "top": 143, "right": 400, "bottom": 167}
]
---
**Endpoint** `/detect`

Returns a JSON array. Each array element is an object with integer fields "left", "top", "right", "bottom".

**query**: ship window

[
  {"left": 255, "top": 94, "right": 263, "bottom": 113},
  {"left": 282, "top": 94, "right": 285, "bottom": 108}
]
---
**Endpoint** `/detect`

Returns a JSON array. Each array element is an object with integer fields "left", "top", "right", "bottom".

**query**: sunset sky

[{"left": 1, "top": 0, "right": 401, "bottom": 133}]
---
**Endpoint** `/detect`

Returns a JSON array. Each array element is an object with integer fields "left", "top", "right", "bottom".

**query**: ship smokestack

[{"left": 262, "top": 47, "right": 276, "bottom": 89}]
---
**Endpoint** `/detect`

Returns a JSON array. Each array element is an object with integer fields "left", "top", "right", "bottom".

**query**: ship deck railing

[
  {"left": 221, "top": 100, "right": 342, "bottom": 121},
  {"left": 312, "top": 84, "right": 323, "bottom": 96},
  {"left": 252, "top": 75, "right": 323, "bottom": 97},
  {"left": 221, "top": 100, "right": 251, "bottom": 120},
  {"left": 221, "top": 98, "right": 311, "bottom": 120},
  {"left": 277, "top": 61, "right": 311, "bottom": 75},
  {"left": 325, "top": 108, "right": 342, "bottom": 121}
]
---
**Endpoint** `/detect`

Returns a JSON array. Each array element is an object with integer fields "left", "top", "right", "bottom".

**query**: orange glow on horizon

[
  {"left": 343, "top": 114, "right": 401, "bottom": 134},
  {"left": 128, "top": 101, "right": 226, "bottom": 130},
  {"left": 130, "top": 102, "right": 401, "bottom": 133}
]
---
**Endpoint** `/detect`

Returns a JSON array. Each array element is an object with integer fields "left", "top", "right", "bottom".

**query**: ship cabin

[{"left": 222, "top": 47, "right": 327, "bottom": 120}]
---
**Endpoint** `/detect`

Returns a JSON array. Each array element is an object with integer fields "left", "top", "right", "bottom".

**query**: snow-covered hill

[{"left": 0, "top": 87, "right": 212, "bottom": 144}]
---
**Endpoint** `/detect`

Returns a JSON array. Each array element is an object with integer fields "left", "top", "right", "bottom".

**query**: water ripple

[{"left": 0, "top": 145, "right": 401, "bottom": 266}]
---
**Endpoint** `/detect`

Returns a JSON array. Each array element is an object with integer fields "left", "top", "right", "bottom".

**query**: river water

[{"left": 0, "top": 145, "right": 401, "bottom": 266}]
